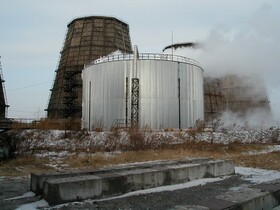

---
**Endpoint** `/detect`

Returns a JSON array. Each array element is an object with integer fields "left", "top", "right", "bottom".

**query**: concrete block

[
  {"left": 43, "top": 159, "right": 234, "bottom": 205},
  {"left": 31, "top": 172, "right": 85, "bottom": 195},
  {"left": 44, "top": 175, "right": 103, "bottom": 204},
  {"left": 31, "top": 157, "right": 212, "bottom": 195},
  {"left": 212, "top": 160, "right": 235, "bottom": 177},
  {"left": 123, "top": 169, "right": 165, "bottom": 191},
  {"left": 216, "top": 187, "right": 279, "bottom": 210}
]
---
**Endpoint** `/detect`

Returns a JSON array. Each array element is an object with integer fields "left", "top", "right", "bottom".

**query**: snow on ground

[
  {"left": 9, "top": 128, "right": 279, "bottom": 172},
  {"left": 13, "top": 128, "right": 280, "bottom": 157},
  {"left": 15, "top": 199, "right": 48, "bottom": 210},
  {"left": 4, "top": 192, "right": 35, "bottom": 201},
  {"left": 236, "top": 166, "right": 280, "bottom": 183}
]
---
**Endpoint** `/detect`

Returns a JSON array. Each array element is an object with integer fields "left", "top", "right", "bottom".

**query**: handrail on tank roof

[
  {"left": 84, "top": 53, "right": 201, "bottom": 68},
  {"left": 67, "top": 15, "right": 129, "bottom": 27}
]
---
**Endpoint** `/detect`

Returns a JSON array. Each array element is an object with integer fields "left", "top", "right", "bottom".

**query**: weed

[
  {"left": 194, "top": 119, "right": 206, "bottom": 132},
  {"left": 187, "top": 128, "right": 197, "bottom": 141},
  {"left": 128, "top": 127, "right": 146, "bottom": 151}
]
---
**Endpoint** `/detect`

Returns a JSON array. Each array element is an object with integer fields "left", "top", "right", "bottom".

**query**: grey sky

[{"left": 0, "top": 0, "right": 279, "bottom": 121}]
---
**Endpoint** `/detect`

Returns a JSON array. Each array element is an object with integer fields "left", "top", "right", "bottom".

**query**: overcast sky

[{"left": 0, "top": 0, "right": 280, "bottom": 122}]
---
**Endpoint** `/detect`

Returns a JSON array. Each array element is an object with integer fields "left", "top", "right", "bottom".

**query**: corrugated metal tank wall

[
  {"left": 82, "top": 61, "right": 132, "bottom": 130},
  {"left": 82, "top": 56, "right": 204, "bottom": 130}
]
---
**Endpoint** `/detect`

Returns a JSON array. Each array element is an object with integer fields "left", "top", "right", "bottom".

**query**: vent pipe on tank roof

[{"left": 133, "top": 45, "right": 139, "bottom": 78}]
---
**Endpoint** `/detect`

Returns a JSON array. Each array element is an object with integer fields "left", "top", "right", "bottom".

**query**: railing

[
  {"left": 85, "top": 53, "right": 201, "bottom": 68},
  {"left": 111, "top": 119, "right": 131, "bottom": 128}
]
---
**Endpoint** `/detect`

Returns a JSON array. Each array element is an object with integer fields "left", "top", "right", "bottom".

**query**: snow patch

[
  {"left": 236, "top": 166, "right": 280, "bottom": 183},
  {"left": 4, "top": 192, "right": 35, "bottom": 201},
  {"left": 15, "top": 199, "right": 48, "bottom": 210}
]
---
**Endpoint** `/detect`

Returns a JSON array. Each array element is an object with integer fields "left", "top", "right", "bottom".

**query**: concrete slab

[
  {"left": 216, "top": 181, "right": 280, "bottom": 210},
  {"left": 31, "top": 157, "right": 212, "bottom": 195},
  {"left": 43, "top": 159, "right": 235, "bottom": 205},
  {"left": 197, "top": 198, "right": 236, "bottom": 210},
  {"left": 252, "top": 179, "right": 280, "bottom": 193},
  {"left": 171, "top": 205, "right": 210, "bottom": 210}
]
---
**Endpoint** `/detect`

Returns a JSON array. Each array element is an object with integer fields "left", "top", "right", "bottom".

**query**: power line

[{"left": 7, "top": 81, "right": 51, "bottom": 91}]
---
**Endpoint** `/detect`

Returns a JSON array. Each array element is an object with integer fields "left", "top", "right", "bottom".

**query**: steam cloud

[
  {"left": 166, "top": 4, "right": 280, "bottom": 127},
  {"left": 198, "top": 3, "right": 280, "bottom": 126}
]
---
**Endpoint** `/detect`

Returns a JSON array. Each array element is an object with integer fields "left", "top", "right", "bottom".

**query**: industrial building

[
  {"left": 82, "top": 47, "right": 204, "bottom": 130},
  {"left": 47, "top": 16, "right": 271, "bottom": 129},
  {"left": 46, "top": 16, "right": 132, "bottom": 122}
]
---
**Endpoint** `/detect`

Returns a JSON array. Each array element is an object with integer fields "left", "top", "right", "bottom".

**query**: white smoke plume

[
  {"left": 164, "top": 4, "right": 280, "bottom": 127},
  {"left": 216, "top": 109, "right": 275, "bottom": 131},
  {"left": 199, "top": 4, "right": 280, "bottom": 78},
  {"left": 198, "top": 3, "right": 280, "bottom": 125}
]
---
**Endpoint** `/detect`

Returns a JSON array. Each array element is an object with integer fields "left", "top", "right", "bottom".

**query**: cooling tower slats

[{"left": 46, "top": 16, "right": 132, "bottom": 122}]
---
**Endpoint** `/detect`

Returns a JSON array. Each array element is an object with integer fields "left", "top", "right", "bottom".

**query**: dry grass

[
  {"left": 234, "top": 151, "right": 280, "bottom": 170},
  {"left": 63, "top": 143, "right": 279, "bottom": 171},
  {"left": 11, "top": 119, "right": 81, "bottom": 130},
  {"left": 0, "top": 155, "right": 54, "bottom": 177},
  {"left": 1, "top": 143, "right": 279, "bottom": 177}
]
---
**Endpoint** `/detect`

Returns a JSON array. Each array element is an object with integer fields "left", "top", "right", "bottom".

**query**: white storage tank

[{"left": 82, "top": 47, "right": 204, "bottom": 130}]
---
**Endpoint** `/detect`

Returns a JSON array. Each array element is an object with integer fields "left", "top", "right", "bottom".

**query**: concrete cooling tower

[
  {"left": 204, "top": 75, "right": 271, "bottom": 122},
  {"left": 82, "top": 47, "right": 204, "bottom": 130},
  {"left": 46, "top": 16, "right": 132, "bottom": 121},
  {"left": 221, "top": 74, "right": 270, "bottom": 115},
  {"left": 204, "top": 77, "right": 224, "bottom": 121}
]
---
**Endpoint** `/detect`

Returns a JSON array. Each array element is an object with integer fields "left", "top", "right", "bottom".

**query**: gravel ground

[
  {"left": 0, "top": 177, "right": 40, "bottom": 210},
  {"left": 0, "top": 175, "right": 248, "bottom": 210},
  {"left": 48, "top": 175, "right": 249, "bottom": 210}
]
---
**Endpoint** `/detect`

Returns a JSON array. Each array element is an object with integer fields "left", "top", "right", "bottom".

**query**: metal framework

[
  {"left": 0, "top": 57, "right": 9, "bottom": 119},
  {"left": 131, "top": 78, "right": 139, "bottom": 127},
  {"left": 63, "top": 68, "right": 82, "bottom": 119}
]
